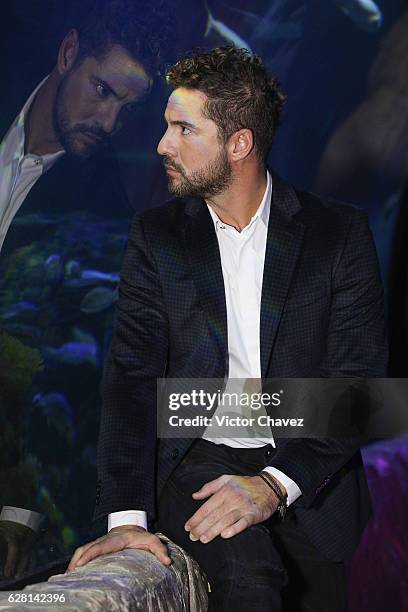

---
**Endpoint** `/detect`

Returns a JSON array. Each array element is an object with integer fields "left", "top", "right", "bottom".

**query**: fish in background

[
  {"left": 228, "top": 3, "right": 304, "bottom": 45},
  {"left": 44, "top": 254, "right": 64, "bottom": 285},
  {"left": 64, "top": 267, "right": 120, "bottom": 289},
  {"left": 333, "top": 0, "right": 383, "bottom": 32},
  {"left": 81, "top": 270, "right": 120, "bottom": 284},
  {"left": 42, "top": 329, "right": 100, "bottom": 368},
  {"left": 205, "top": 0, "right": 252, "bottom": 50},
  {"left": 0, "top": 300, "right": 38, "bottom": 321},
  {"left": 203, "top": 0, "right": 382, "bottom": 54},
  {"left": 64, "top": 260, "right": 81, "bottom": 279},
  {"left": 202, "top": 1, "right": 304, "bottom": 75},
  {"left": 80, "top": 286, "right": 118, "bottom": 314}
]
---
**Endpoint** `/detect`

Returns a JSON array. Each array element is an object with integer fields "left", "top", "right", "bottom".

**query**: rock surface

[{"left": 0, "top": 534, "right": 209, "bottom": 611}]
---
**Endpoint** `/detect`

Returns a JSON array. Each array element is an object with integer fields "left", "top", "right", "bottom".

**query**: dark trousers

[{"left": 155, "top": 439, "right": 348, "bottom": 612}]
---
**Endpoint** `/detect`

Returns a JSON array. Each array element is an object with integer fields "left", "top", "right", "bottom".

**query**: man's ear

[
  {"left": 228, "top": 129, "right": 254, "bottom": 161},
  {"left": 57, "top": 30, "right": 80, "bottom": 76}
]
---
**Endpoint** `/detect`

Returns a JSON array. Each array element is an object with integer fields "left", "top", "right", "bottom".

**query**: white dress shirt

[
  {"left": 108, "top": 171, "right": 301, "bottom": 532},
  {"left": 0, "top": 77, "right": 64, "bottom": 531},
  {"left": 0, "top": 75, "right": 64, "bottom": 253}
]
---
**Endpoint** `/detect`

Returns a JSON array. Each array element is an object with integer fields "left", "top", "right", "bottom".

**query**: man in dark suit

[{"left": 69, "top": 47, "right": 387, "bottom": 611}]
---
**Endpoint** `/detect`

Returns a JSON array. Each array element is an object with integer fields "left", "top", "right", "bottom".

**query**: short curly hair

[
  {"left": 74, "top": 0, "right": 173, "bottom": 78},
  {"left": 166, "top": 46, "right": 286, "bottom": 161}
]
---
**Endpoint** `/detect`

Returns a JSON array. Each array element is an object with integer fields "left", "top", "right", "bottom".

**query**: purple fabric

[{"left": 348, "top": 438, "right": 408, "bottom": 611}]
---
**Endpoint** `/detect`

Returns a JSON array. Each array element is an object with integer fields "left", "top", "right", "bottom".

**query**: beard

[
  {"left": 52, "top": 73, "right": 109, "bottom": 159},
  {"left": 164, "top": 146, "right": 233, "bottom": 199}
]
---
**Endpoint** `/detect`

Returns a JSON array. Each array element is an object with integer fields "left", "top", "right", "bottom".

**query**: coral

[{"left": 0, "top": 332, "right": 43, "bottom": 404}]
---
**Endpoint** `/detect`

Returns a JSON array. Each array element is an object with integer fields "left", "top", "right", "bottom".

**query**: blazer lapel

[
  {"left": 182, "top": 199, "right": 228, "bottom": 368},
  {"left": 260, "top": 174, "right": 305, "bottom": 378}
]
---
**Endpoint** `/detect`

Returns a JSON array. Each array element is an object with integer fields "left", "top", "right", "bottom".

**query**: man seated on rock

[{"left": 68, "top": 46, "right": 386, "bottom": 611}]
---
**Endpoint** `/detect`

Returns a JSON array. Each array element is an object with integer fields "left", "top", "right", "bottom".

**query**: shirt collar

[
  {"left": 257, "top": 169, "right": 272, "bottom": 228},
  {"left": 2, "top": 75, "right": 65, "bottom": 166},
  {"left": 207, "top": 170, "right": 272, "bottom": 232}
]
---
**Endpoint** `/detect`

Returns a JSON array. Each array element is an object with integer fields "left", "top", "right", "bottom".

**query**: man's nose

[
  {"left": 97, "top": 104, "right": 121, "bottom": 135},
  {"left": 157, "top": 129, "right": 174, "bottom": 157}
]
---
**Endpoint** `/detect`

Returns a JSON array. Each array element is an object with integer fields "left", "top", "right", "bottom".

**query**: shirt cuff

[
  {"left": 262, "top": 467, "right": 302, "bottom": 506},
  {"left": 108, "top": 510, "right": 148, "bottom": 532},
  {"left": 0, "top": 506, "right": 43, "bottom": 532}
]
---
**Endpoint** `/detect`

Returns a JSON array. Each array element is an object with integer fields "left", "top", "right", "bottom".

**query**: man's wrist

[
  {"left": 261, "top": 474, "right": 286, "bottom": 497},
  {"left": 257, "top": 472, "right": 288, "bottom": 519},
  {"left": 262, "top": 467, "right": 302, "bottom": 506},
  {"left": 109, "top": 524, "right": 146, "bottom": 533}
]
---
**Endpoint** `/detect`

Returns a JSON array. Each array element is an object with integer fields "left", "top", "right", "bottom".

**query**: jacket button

[{"left": 171, "top": 448, "right": 179, "bottom": 459}]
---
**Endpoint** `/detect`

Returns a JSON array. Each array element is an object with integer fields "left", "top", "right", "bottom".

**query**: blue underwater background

[{"left": 0, "top": 1, "right": 407, "bottom": 608}]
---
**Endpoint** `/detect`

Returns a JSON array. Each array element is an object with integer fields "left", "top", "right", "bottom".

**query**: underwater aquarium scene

[{"left": 0, "top": 1, "right": 407, "bottom": 610}]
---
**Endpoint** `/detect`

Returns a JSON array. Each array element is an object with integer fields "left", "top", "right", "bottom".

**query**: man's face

[
  {"left": 53, "top": 44, "right": 150, "bottom": 158},
  {"left": 157, "top": 88, "right": 232, "bottom": 198}
]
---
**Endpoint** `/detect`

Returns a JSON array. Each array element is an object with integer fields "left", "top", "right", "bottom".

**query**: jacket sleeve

[
  {"left": 94, "top": 213, "right": 168, "bottom": 520},
  {"left": 268, "top": 208, "right": 388, "bottom": 507}
]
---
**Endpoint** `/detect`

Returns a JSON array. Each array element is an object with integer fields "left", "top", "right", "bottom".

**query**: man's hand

[
  {"left": 184, "top": 474, "right": 285, "bottom": 543},
  {"left": 67, "top": 525, "right": 171, "bottom": 572},
  {"left": 0, "top": 520, "right": 36, "bottom": 579}
]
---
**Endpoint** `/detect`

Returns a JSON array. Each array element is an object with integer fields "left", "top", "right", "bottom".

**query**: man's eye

[
  {"left": 96, "top": 83, "right": 109, "bottom": 98},
  {"left": 181, "top": 126, "right": 191, "bottom": 135}
]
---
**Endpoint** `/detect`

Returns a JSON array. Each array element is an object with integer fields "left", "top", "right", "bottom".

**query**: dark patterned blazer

[{"left": 95, "top": 173, "right": 387, "bottom": 562}]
